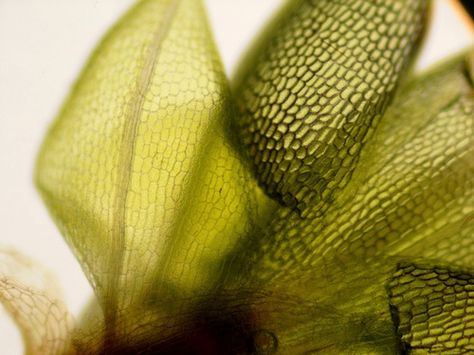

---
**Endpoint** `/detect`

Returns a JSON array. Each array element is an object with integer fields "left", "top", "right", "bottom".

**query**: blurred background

[{"left": 0, "top": 0, "right": 472, "bottom": 353}]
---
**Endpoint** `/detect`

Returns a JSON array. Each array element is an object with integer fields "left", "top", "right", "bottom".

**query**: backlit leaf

[
  {"left": 35, "top": 0, "right": 257, "bottom": 344},
  {"left": 231, "top": 48, "right": 474, "bottom": 286},
  {"left": 0, "top": 249, "right": 73, "bottom": 355},
  {"left": 388, "top": 262, "right": 474, "bottom": 353},
  {"left": 233, "top": 0, "right": 430, "bottom": 216}
]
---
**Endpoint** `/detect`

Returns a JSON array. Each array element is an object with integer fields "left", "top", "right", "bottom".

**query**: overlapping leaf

[
  {"left": 233, "top": 0, "right": 429, "bottom": 216},
  {"left": 231, "top": 47, "right": 474, "bottom": 285},
  {"left": 388, "top": 262, "right": 474, "bottom": 353},
  {"left": 225, "top": 0, "right": 473, "bottom": 351}
]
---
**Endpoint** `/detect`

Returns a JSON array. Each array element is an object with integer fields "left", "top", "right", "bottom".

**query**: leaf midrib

[{"left": 106, "top": 0, "right": 181, "bottom": 335}]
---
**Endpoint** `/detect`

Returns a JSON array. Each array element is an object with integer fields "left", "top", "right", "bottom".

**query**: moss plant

[{"left": 1, "top": 0, "right": 474, "bottom": 354}]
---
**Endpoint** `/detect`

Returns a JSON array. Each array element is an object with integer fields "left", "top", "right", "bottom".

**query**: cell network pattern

[{"left": 0, "top": 0, "right": 473, "bottom": 354}]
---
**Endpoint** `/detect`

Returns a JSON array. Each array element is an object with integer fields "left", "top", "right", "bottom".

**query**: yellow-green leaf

[
  {"left": 233, "top": 0, "right": 430, "bottom": 216},
  {"left": 232, "top": 48, "right": 474, "bottom": 285},
  {"left": 388, "top": 262, "right": 474, "bottom": 353},
  {"left": 35, "top": 0, "right": 256, "bottom": 341}
]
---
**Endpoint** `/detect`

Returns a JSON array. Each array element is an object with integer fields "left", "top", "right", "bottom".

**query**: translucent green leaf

[
  {"left": 232, "top": 48, "right": 474, "bottom": 284},
  {"left": 323, "top": 49, "right": 474, "bottom": 262},
  {"left": 388, "top": 262, "right": 474, "bottom": 353},
  {"left": 35, "top": 0, "right": 256, "bottom": 342},
  {"left": 233, "top": 0, "right": 430, "bottom": 216}
]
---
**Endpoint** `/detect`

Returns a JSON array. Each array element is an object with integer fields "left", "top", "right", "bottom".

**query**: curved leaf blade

[
  {"left": 233, "top": 0, "right": 430, "bottom": 216},
  {"left": 35, "top": 0, "right": 255, "bottom": 340}
]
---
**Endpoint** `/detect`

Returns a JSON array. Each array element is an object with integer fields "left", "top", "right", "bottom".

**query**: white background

[{"left": 0, "top": 0, "right": 472, "bottom": 353}]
